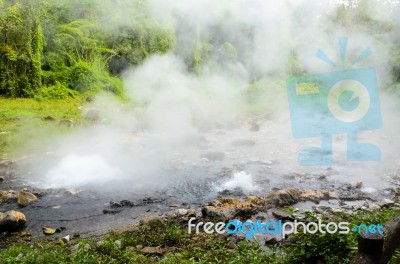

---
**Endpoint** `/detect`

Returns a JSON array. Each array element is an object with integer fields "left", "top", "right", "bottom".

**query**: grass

[
  {"left": 0, "top": 97, "right": 83, "bottom": 158},
  {"left": 1, "top": 208, "right": 400, "bottom": 264}
]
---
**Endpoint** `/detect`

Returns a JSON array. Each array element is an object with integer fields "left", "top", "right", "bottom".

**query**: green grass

[
  {"left": 1, "top": 209, "right": 400, "bottom": 264},
  {"left": 0, "top": 97, "right": 83, "bottom": 158}
]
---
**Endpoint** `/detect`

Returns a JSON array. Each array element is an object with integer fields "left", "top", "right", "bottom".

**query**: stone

[
  {"left": 265, "top": 188, "right": 301, "bottom": 208},
  {"left": 201, "top": 205, "right": 233, "bottom": 221},
  {"left": 43, "top": 227, "right": 56, "bottom": 235},
  {"left": 265, "top": 237, "right": 279, "bottom": 246},
  {"left": 17, "top": 191, "right": 38, "bottom": 207},
  {"left": 0, "top": 210, "right": 27, "bottom": 232},
  {"left": 177, "top": 209, "right": 188, "bottom": 216},
  {"left": 103, "top": 209, "right": 121, "bottom": 215},
  {"left": 64, "top": 189, "right": 77, "bottom": 196},
  {"left": 272, "top": 210, "right": 295, "bottom": 221},
  {"left": 141, "top": 246, "right": 166, "bottom": 255},
  {"left": 381, "top": 199, "right": 395, "bottom": 208},
  {"left": 354, "top": 181, "right": 363, "bottom": 189},
  {"left": 369, "top": 203, "right": 381, "bottom": 210},
  {"left": 0, "top": 176, "right": 4, "bottom": 182},
  {"left": 0, "top": 190, "right": 17, "bottom": 204}
]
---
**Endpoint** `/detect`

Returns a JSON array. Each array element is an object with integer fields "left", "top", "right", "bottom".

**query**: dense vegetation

[
  {"left": 0, "top": 0, "right": 175, "bottom": 99},
  {"left": 1, "top": 0, "right": 399, "bottom": 101}
]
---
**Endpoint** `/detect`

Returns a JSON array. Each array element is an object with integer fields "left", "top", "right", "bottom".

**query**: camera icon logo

[{"left": 287, "top": 37, "right": 382, "bottom": 166}]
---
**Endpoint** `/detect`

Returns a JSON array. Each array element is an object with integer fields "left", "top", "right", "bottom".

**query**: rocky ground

[{"left": 1, "top": 115, "right": 400, "bottom": 249}]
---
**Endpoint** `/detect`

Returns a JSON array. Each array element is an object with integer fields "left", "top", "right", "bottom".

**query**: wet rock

[
  {"left": 73, "top": 232, "right": 80, "bottom": 238},
  {"left": 233, "top": 207, "right": 258, "bottom": 221},
  {"left": 369, "top": 203, "right": 381, "bottom": 210},
  {"left": 314, "top": 205, "right": 332, "bottom": 214},
  {"left": 177, "top": 209, "right": 188, "bottom": 216},
  {"left": 265, "top": 237, "right": 279, "bottom": 246},
  {"left": 201, "top": 205, "right": 233, "bottom": 221},
  {"left": 0, "top": 176, "right": 4, "bottom": 183},
  {"left": 0, "top": 210, "right": 26, "bottom": 232},
  {"left": 0, "top": 190, "right": 17, "bottom": 204},
  {"left": 202, "top": 151, "right": 225, "bottom": 161},
  {"left": 141, "top": 246, "right": 166, "bottom": 255},
  {"left": 64, "top": 189, "right": 77, "bottom": 196},
  {"left": 300, "top": 189, "right": 330, "bottom": 203},
  {"left": 380, "top": 199, "right": 395, "bottom": 208},
  {"left": 265, "top": 188, "right": 301, "bottom": 208},
  {"left": 103, "top": 209, "right": 121, "bottom": 215},
  {"left": 232, "top": 139, "right": 255, "bottom": 147},
  {"left": 18, "top": 191, "right": 38, "bottom": 207},
  {"left": 354, "top": 181, "right": 363, "bottom": 189},
  {"left": 218, "top": 188, "right": 245, "bottom": 198},
  {"left": 110, "top": 201, "right": 123, "bottom": 208},
  {"left": 43, "top": 227, "right": 56, "bottom": 235},
  {"left": 272, "top": 210, "right": 295, "bottom": 221}
]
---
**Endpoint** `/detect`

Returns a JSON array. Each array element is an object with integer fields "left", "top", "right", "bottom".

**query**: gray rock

[
  {"left": 381, "top": 199, "right": 395, "bottom": 208},
  {"left": 369, "top": 203, "right": 381, "bottom": 210}
]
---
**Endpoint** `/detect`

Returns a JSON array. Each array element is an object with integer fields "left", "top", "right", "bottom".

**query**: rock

[
  {"left": 0, "top": 190, "right": 17, "bottom": 204},
  {"left": 300, "top": 189, "right": 329, "bottom": 203},
  {"left": 43, "top": 115, "right": 55, "bottom": 121},
  {"left": 202, "top": 151, "right": 225, "bottom": 161},
  {"left": 0, "top": 176, "right": 4, "bottom": 183},
  {"left": 177, "top": 209, "right": 188, "bottom": 216},
  {"left": 64, "top": 189, "right": 77, "bottom": 196},
  {"left": 141, "top": 246, "right": 166, "bottom": 255},
  {"left": 265, "top": 188, "right": 301, "bottom": 208},
  {"left": 17, "top": 191, "right": 38, "bottom": 207},
  {"left": 43, "top": 227, "right": 56, "bottom": 235},
  {"left": 103, "top": 209, "right": 121, "bottom": 215},
  {"left": 369, "top": 203, "right": 381, "bottom": 210},
  {"left": 354, "top": 181, "right": 363, "bottom": 189},
  {"left": 110, "top": 201, "right": 123, "bottom": 208},
  {"left": 265, "top": 237, "right": 279, "bottom": 246},
  {"left": 201, "top": 205, "right": 233, "bottom": 221},
  {"left": 232, "top": 139, "right": 255, "bottom": 147},
  {"left": 272, "top": 210, "right": 295, "bottom": 221},
  {"left": 136, "top": 245, "right": 143, "bottom": 251},
  {"left": 140, "top": 216, "right": 164, "bottom": 227},
  {"left": 0, "top": 210, "right": 26, "bottom": 232},
  {"left": 73, "top": 232, "right": 80, "bottom": 238},
  {"left": 381, "top": 199, "right": 395, "bottom": 208}
]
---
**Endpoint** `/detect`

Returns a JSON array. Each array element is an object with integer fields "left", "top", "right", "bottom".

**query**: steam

[{"left": 22, "top": 0, "right": 400, "bottom": 193}]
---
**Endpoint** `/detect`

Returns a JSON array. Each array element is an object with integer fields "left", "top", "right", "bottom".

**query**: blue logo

[{"left": 287, "top": 37, "right": 382, "bottom": 166}]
